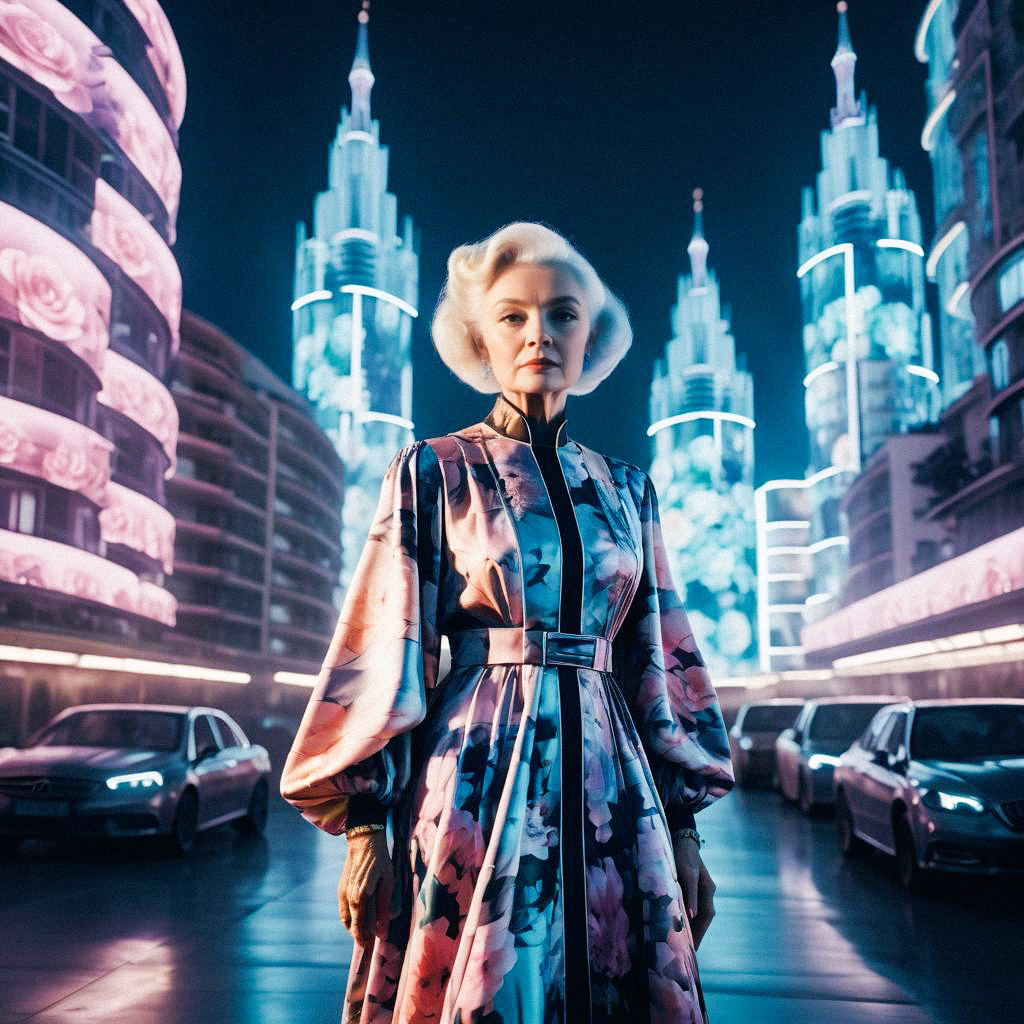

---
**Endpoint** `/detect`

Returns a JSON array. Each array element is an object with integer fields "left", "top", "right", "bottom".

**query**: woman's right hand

[{"left": 339, "top": 829, "right": 393, "bottom": 946}]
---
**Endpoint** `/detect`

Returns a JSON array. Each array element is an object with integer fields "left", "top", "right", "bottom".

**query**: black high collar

[{"left": 483, "top": 393, "right": 571, "bottom": 448}]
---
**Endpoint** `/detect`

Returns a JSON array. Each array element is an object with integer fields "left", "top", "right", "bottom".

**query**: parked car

[
  {"left": 729, "top": 699, "right": 804, "bottom": 787},
  {"left": 776, "top": 696, "right": 897, "bottom": 814},
  {"left": 0, "top": 703, "right": 272, "bottom": 856},
  {"left": 834, "top": 698, "right": 1024, "bottom": 890}
]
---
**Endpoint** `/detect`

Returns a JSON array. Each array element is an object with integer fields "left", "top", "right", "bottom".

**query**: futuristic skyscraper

[
  {"left": 292, "top": 2, "right": 419, "bottom": 589},
  {"left": 795, "top": 1, "right": 935, "bottom": 622},
  {"left": 649, "top": 190, "right": 758, "bottom": 677},
  {"left": 916, "top": 0, "right": 982, "bottom": 408}
]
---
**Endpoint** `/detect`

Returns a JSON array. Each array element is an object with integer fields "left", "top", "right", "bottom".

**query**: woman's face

[{"left": 475, "top": 262, "right": 594, "bottom": 398}]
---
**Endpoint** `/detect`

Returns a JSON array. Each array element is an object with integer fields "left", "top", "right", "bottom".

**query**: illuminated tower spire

[
  {"left": 348, "top": 1, "right": 374, "bottom": 133},
  {"left": 831, "top": 1, "right": 865, "bottom": 129},
  {"left": 687, "top": 187, "right": 710, "bottom": 291}
]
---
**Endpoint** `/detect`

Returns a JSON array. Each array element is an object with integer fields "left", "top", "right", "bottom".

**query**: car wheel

[
  {"left": 798, "top": 769, "right": 818, "bottom": 816},
  {"left": 164, "top": 788, "right": 199, "bottom": 856},
  {"left": 234, "top": 779, "right": 268, "bottom": 837},
  {"left": 836, "top": 791, "right": 868, "bottom": 858},
  {"left": 893, "top": 815, "right": 928, "bottom": 892}
]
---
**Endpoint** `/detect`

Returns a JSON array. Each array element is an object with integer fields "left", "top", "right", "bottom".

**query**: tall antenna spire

[
  {"left": 831, "top": 2, "right": 865, "bottom": 129},
  {"left": 348, "top": 1, "right": 374, "bottom": 133},
  {"left": 687, "top": 188, "right": 710, "bottom": 291}
]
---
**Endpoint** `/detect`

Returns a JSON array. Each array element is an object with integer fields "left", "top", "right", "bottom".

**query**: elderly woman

[{"left": 280, "top": 222, "right": 735, "bottom": 1024}]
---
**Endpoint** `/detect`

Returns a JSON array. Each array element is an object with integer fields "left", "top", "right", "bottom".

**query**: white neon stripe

[
  {"left": 342, "top": 130, "right": 376, "bottom": 144},
  {"left": 335, "top": 228, "right": 379, "bottom": 243},
  {"left": 360, "top": 411, "right": 415, "bottom": 430},
  {"left": 767, "top": 645, "right": 804, "bottom": 654},
  {"left": 921, "top": 88, "right": 956, "bottom": 152},
  {"left": 765, "top": 520, "right": 811, "bottom": 530},
  {"left": 0, "top": 646, "right": 252, "bottom": 683},
  {"left": 647, "top": 410, "right": 755, "bottom": 436},
  {"left": 765, "top": 546, "right": 812, "bottom": 556},
  {"left": 803, "top": 361, "right": 840, "bottom": 387},
  {"left": 767, "top": 604, "right": 807, "bottom": 613},
  {"left": 946, "top": 280, "right": 970, "bottom": 316},
  {"left": 876, "top": 238, "right": 926, "bottom": 257},
  {"left": 339, "top": 284, "right": 419, "bottom": 318},
  {"left": 797, "top": 243, "right": 851, "bottom": 279},
  {"left": 765, "top": 573, "right": 806, "bottom": 583},
  {"left": 834, "top": 624, "right": 1024, "bottom": 671},
  {"left": 926, "top": 220, "right": 966, "bottom": 280},
  {"left": 291, "top": 289, "right": 333, "bottom": 311},
  {"left": 915, "top": 0, "right": 946, "bottom": 62},
  {"left": 276, "top": 671, "right": 318, "bottom": 687},
  {"left": 908, "top": 364, "right": 940, "bottom": 384},
  {"left": 805, "top": 592, "right": 833, "bottom": 606},
  {"left": 827, "top": 190, "right": 872, "bottom": 213},
  {"left": 808, "top": 535, "right": 849, "bottom": 554}
]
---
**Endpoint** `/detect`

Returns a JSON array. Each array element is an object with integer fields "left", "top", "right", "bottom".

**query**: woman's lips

[{"left": 522, "top": 359, "right": 559, "bottom": 369}]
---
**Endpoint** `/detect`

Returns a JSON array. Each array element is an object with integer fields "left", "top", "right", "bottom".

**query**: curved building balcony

[{"left": 98, "top": 404, "right": 170, "bottom": 505}]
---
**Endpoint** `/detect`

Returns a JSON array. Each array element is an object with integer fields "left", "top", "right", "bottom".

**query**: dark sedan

[
  {"left": 0, "top": 703, "right": 272, "bottom": 856},
  {"left": 728, "top": 698, "right": 804, "bottom": 787},
  {"left": 834, "top": 698, "right": 1024, "bottom": 890}
]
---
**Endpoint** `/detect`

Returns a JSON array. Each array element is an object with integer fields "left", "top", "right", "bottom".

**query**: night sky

[{"left": 160, "top": 0, "right": 932, "bottom": 485}]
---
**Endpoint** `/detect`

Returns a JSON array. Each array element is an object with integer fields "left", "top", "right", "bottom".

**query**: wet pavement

[{"left": 1, "top": 778, "right": 1020, "bottom": 1023}]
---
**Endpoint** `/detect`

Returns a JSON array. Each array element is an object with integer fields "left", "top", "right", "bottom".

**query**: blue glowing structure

[
  {"left": 916, "top": 0, "right": 981, "bottom": 407},
  {"left": 796, "top": 0, "right": 935, "bottom": 623},
  {"left": 648, "top": 190, "right": 758, "bottom": 678},
  {"left": 292, "top": 2, "right": 419, "bottom": 588}
]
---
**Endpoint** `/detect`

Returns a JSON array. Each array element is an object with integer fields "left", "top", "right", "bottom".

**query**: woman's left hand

[{"left": 672, "top": 834, "right": 717, "bottom": 950}]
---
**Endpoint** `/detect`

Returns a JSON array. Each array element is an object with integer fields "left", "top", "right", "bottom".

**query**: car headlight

[
  {"left": 106, "top": 770, "right": 164, "bottom": 791},
  {"left": 808, "top": 754, "right": 841, "bottom": 770},
  {"left": 920, "top": 788, "right": 985, "bottom": 814},
  {"left": 739, "top": 737, "right": 753, "bottom": 750}
]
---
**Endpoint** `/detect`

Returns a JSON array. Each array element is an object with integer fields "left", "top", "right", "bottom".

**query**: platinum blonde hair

[{"left": 431, "top": 222, "right": 632, "bottom": 395}]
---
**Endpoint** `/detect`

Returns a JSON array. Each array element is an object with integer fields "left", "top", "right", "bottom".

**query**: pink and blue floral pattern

[{"left": 281, "top": 409, "right": 735, "bottom": 1024}]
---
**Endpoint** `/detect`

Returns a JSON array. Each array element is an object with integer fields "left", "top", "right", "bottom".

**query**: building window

[
  {"left": 997, "top": 250, "right": 1024, "bottom": 314},
  {"left": 0, "top": 481, "right": 37, "bottom": 534},
  {"left": 989, "top": 338, "right": 1011, "bottom": 391}
]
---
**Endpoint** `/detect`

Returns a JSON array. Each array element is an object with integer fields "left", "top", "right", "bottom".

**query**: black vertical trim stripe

[{"left": 531, "top": 439, "right": 593, "bottom": 1024}]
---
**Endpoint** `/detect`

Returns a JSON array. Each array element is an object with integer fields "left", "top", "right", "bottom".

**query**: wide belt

[{"left": 447, "top": 627, "right": 612, "bottom": 672}]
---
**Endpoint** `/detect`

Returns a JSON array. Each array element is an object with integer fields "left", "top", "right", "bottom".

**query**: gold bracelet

[
  {"left": 671, "top": 827, "right": 704, "bottom": 847},
  {"left": 345, "top": 823, "right": 385, "bottom": 837}
]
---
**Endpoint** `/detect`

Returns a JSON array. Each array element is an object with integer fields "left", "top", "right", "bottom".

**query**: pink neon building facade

[{"left": 0, "top": 0, "right": 184, "bottom": 639}]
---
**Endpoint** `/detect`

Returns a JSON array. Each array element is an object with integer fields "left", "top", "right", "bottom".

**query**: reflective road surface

[{"left": 2, "top": 780, "right": 1020, "bottom": 1023}]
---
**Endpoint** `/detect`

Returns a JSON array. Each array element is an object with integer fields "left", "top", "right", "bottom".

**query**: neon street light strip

[
  {"left": 797, "top": 243, "right": 851, "bottom": 279},
  {"left": 767, "top": 645, "right": 804, "bottom": 654},
  {"left": 340, "top": 284, "right": 419, "bottom": 318},
  {"left": 803, "top": 361, "right": 839, "bottom": 387},
  {"left": 765, "top": 546, "right": 811, "bottom": 556},
  {"left": 915, "top": 0, "right": 946, "bottom": 62},
  {"left": 926, "top": 220, "right": 966, "bottom": 280},
  {"left": 291, "top": 289, "right": 333, "bottom": 311},
  {"left": 276, "top": 671, "right": 318, "bottom": 688},
  {"left": 834, "top": 624, "right": 1024, "bottom": 675},
  {"left": 805, "top": 592, "right": 833, "bottom": 606},
  {"left": 908, "top": 364, "right": 940, "bottom": 384},
  {"left": 0, "top": 645, "right": 249, "bottom": 683},
  {"left": 360, "top": 411, "right": 415, "bottom": 430},
  {"left": 755, "top": 466, "right": 847, "bottom": 498},
  {"left": 921, "top": 88, "right": 956, "bottom": 153},
  {"left": 945, "top": 280, "right": 970, "bottom": 316},
  {"left": 766, "top": 520, "right": 811, "bottom": 530},
  {"left": 767, "top": 604, "right": 807, "bottom": 613},
  {"left": 876, "top": 238, "right": 925, "bottom": 257},
  {"left": 647, "top": 410, "right": 755, "bottom": 436},
  {"left": 765, "top": 573, "right": 806, "bottom": 583}
]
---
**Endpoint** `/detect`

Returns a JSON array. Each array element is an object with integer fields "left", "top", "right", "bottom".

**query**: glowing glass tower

[
  {"left": 649, "top": 190, "right": 758, "bottom": 677},
  {"left": 292, "top": 1, "right": 419, "bottom": 589},
  {"left": 916, "top": 0, "right": 981, "bottom": 408},
  {"left": 796, "top": 1, "right": 935, "bottom": 621}
]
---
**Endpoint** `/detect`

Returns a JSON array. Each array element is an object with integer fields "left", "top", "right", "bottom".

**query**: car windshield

[
  {"left": 36, "top": 710, "right": 184, "bottom": 752},
  {"left": 743, "top": 705, "right": 801, "bottom": 732},
  {"left": 911, "top": 705, "right": 1024, "bottom": 761},
  {"left": 809, "top": 703, "right": 891, "bottom": 741}
]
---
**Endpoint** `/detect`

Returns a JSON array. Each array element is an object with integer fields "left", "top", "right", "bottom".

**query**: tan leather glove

[
  {"left": 338, "top": 830, "right": 393, "bottom": 946},
  {"left": 672, "top": 834, "right": 717, "bottom": 950}
]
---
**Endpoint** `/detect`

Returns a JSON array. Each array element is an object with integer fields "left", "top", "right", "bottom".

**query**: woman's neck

[{"left": 500, "top": 390, "right": 566, "bottom": 424}]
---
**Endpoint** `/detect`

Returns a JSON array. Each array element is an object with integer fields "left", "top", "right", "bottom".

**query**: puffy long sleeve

[
  {"left": 279, "top": 440, "right": 444, "bottom": 835},
  {"left": 615, "top": 470, "right": 735, "bottom": 829}
]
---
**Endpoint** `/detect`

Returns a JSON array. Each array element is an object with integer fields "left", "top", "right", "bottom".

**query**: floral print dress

[{"left": 280, "top": 393, "right": 736, "bottom": 1024}]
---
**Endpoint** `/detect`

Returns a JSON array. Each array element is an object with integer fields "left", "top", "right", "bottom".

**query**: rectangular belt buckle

[{"left": 542, "top": 631, "right": 598, "bottom": 668}]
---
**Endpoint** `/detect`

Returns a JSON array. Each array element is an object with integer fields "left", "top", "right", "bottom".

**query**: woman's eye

[
  {"left": 553, "top": 309, "right": 577, "bottom": 322},
  {"left": 501, "top": 312, "right": 524, "bottom": 323}
]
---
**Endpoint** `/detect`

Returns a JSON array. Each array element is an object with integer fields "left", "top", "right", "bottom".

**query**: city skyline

[{"left": 161, "top": 0, "right": 935, "bottom": 485}]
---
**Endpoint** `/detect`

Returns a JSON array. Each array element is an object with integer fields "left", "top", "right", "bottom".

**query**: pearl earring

[
  {"left": 481, "top": 361, "right": 492, "bottom": 377},
  {"left": 583, "top": 349, "right": 592, "bottom": 367}
]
